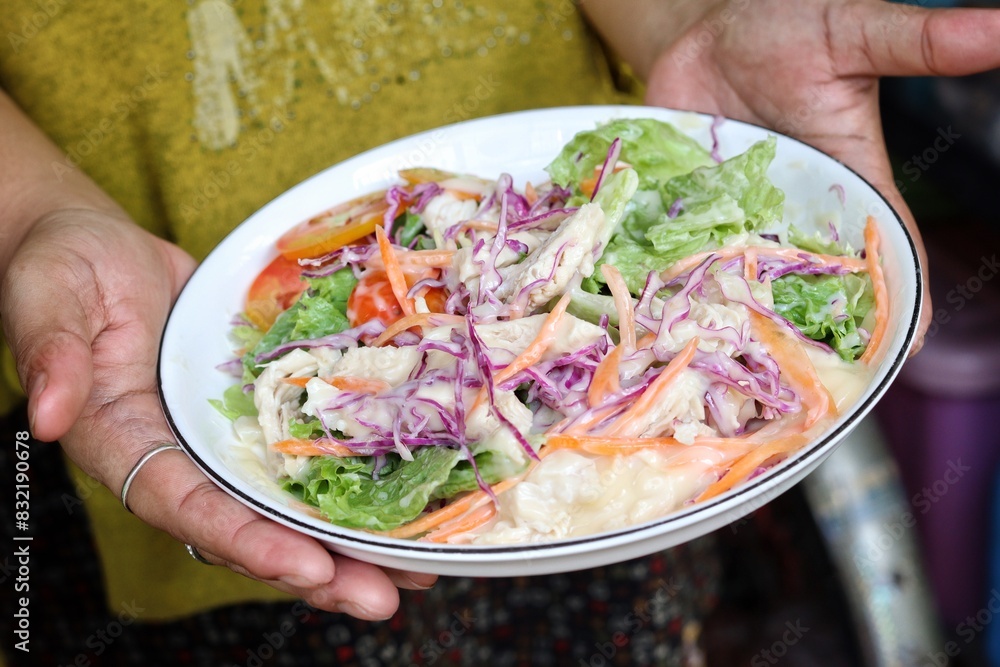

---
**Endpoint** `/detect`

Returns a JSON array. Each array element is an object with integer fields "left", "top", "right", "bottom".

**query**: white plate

[{"left": 158, "top": 105, "right": 921, "bottom": 576}]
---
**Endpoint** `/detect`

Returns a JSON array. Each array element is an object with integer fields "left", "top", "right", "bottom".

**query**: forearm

[
  {"left": 581, "top": 0, "right": 725, "bottom": 80},
  {"left": 0, "top": 89, "right": 123, "bottom": 276}
]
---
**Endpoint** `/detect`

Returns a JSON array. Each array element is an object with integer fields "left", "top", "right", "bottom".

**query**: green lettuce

[
  {"left": 209, "top": 383, "right": 258, "bottom": 422},
  {"left": 288, "top": 418, "right": 327, "bottom": 440},
  {"left": 593, "top": 137, "right": 784, "bottom": 294},
  {"left": 788, "top": 224, "right": 855, "bottom": 257},
  {"left": 283, "top": 447, "right": 522, "bottom": 531},
  {"left": 243, "top": 268, "right": 357, "bottom": 376},
  {"left": 771, "top": 273, "right": 874, "bottom": 361},
  {"left": 546, "top": 118, "right": 714, "bottom": 192}
]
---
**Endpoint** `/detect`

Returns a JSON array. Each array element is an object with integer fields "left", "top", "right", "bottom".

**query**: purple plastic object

[{"left": 876, "top": 244, "right": 1000, "bottom": 627}]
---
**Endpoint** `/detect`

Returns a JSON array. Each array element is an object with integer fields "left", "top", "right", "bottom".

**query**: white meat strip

[
  {"left": 494, "top": 203, "right": 608, "bottom": 313},
  {"left": 253, "top": 349, "right": 321, "bottom": 474}
]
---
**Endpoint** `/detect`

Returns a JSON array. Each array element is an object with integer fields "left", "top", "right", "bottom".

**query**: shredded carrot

[
  {"left": 602, "top": 264, "right": 635, "bottom": 353},
  {"left": 447, "top": 219, "right": 500, "bottom": 236},
  {"left": 496, "top": 291, "right": 572, "bottom": 385},
  {"left": 546, "top": 433, "right": 750, "bottom": 457},
  {"left": 636, "top": 332, "right": 656, "bottom": 348},
  {"left": 859, "top": 217, "right": 888, "bottom": 365},
  {"left": 271, "top": 438, "right": 358, "bottom": 457},
  {"left": 745, "top": 247, "right": 758, "bottom": 282},
  {"left": 587, "top": 345, "right": 624, "bottom": 408},
  {"left": 598, "top": 337, "right": 700, "bottom": 438},
  {"left": 525, "top": 181, "right": 538, "bottom": 206},
  {"left": 366, "top": 248, "right": 456, "bottom": 270},
  {"left": 421, "top": 503, "right": 498, "bottom": 543},
  {"left": 748, "top": 312, "right": 835, "bottom": 429},
  {"left": 579, "top": 176, "right": 598, "bottom": 198},
  {"left": 469, "top": 291, "right": 573, "bottom": 414},
  {"left": 328, "top": 376, "right": 391, "bottom": 394},
  {"left": 660, "top": 246, "right": 867, "bottom": 282},
  {"left": 446, "top": 189, "right": 483, "bottom": 202},
  {"left": 383, "top": 476, "right": 521, "bottom": 539},
  {"left": 695, "top": 434, "right": 808, "bottom": 502},
  {"left": 375, "top": 225, "right": 415, "bottom": 318},
  {"left": 371, "top": 312, "right": 465, "bottom": 347},
  {"left": 280, "top": 376, "right": 392, "bottom": 393}
]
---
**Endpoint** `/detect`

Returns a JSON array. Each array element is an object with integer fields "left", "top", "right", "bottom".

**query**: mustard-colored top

[{"left": 0, "top": 0, "right": 638, "bottom": 620}]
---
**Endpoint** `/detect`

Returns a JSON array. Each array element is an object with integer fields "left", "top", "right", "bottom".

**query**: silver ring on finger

[
  {"left": 185, "top": 543, "right": 215, "bottom": 566},
  {"left": 120, "top": 442, "right": 182, "bottom": 513}
]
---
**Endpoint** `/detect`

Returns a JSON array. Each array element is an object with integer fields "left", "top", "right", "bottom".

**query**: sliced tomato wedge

[
  {"left": 347, "top": 270, "right": 404, "bottom": 329},
  {"left": 245, "top": 254, "right": 309, "bottom": 330},
  {"left": 276, "top": 190, "right": 389, "bottom": 261},
  {"left": 347, "top": 270, "right": 448, "bottom": 332}
]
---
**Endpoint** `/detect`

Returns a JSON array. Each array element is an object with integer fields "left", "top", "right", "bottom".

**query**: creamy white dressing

[
  {"left": 805, "top": 345, "right": 872, "bottom": 410},
  {"left": 472, "top": 447, "right": 727, "bottom": 544}
]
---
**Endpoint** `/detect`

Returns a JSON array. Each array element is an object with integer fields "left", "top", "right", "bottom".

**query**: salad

[{"left": 213, "top": 118, "right": 888, "bottom": 544}]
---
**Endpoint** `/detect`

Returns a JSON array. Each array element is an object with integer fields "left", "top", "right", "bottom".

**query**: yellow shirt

[{"left": 0, "top": 0, "right": 638, "bottom": 619}]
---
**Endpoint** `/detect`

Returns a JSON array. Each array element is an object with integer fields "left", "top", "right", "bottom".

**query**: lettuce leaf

[
  {"left": 283, "top": 447, "right": 520, "bottom": 531},
  {"left": 788, "top": 224, "right": 856, "bottom": 257},
  {"left": 243, "top": 268, "right": 357, "bottom": 375},
  {"left": 771, "top": 273, "right": 874, "bottom": 361},
  {"left": 593, "top": 137, "right": 784, "bottom": 294},
  {"left": 288, "top": 418, "right": 327, "bottom": 440},
  {"left": 209, "top": 383, "right": 258, "bottom": 422},
  {"left": 546, "top": 118, "right": 714, "bottom": 192}
]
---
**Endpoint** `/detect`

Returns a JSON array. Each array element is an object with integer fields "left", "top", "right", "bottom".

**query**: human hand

[
  {"left": 1, "top": 208, "right": 435, "bottom": 619},
  {"left": 643, "top": 0, "right": 1000, "bottom": 354}
]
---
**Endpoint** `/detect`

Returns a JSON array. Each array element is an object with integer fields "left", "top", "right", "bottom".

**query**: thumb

[
  {"left": 2, "top": 249, "right": 100, "bottom": 441},
  {"left": 834, "top": 4, "right": 1000, "bottom": 78}
]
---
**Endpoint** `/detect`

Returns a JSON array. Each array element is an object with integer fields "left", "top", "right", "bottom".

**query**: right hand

[{"left": 1, "top": 208, "right": 436, "bottom": 619}]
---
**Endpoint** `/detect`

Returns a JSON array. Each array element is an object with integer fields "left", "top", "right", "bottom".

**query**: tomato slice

[
  {"left": 245, "top": 254, "right": 309, "bottom": 330},
  {"left": 347, "top": 270, "right": 404, "bottom": 329},
  {"left": 347, "top": 271, "right": 448, "bottom": 333},
  {"left": 398, "top": 167, "right": 456, "bottom": 186},
  {"left": 276, "top": 190, "right": 389, "bottom": 261}
]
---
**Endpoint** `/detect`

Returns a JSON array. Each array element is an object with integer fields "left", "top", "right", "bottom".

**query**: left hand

[{"left": 643, "top": 0, "right": 1000, "bottom": 354}]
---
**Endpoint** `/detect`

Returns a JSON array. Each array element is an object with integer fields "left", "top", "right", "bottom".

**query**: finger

[
  {"left": 1, "top": 249, "right": 100, "bottom": 442},
  {"left": 126, "top": 448, "right": 405, "bottom": 618},
  {"left": 384, "top": 568, "right": 438, "bottom": 591},
  {"left": 834, "top": 4, "right": 1000, "bottom": 77}
]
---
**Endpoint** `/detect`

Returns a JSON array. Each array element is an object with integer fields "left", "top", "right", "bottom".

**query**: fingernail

[
  {"left": 337, "top": 601, "right": 388, "bottom": 621},
  {"left": 27, "top": 372, "right": 47, "bottom": 437},
  {"left": 402, "top": 574, "right": 435, "bottom": 590},
  {"left": 279, "top": 574, "right": 322, "bottom": 589}
]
